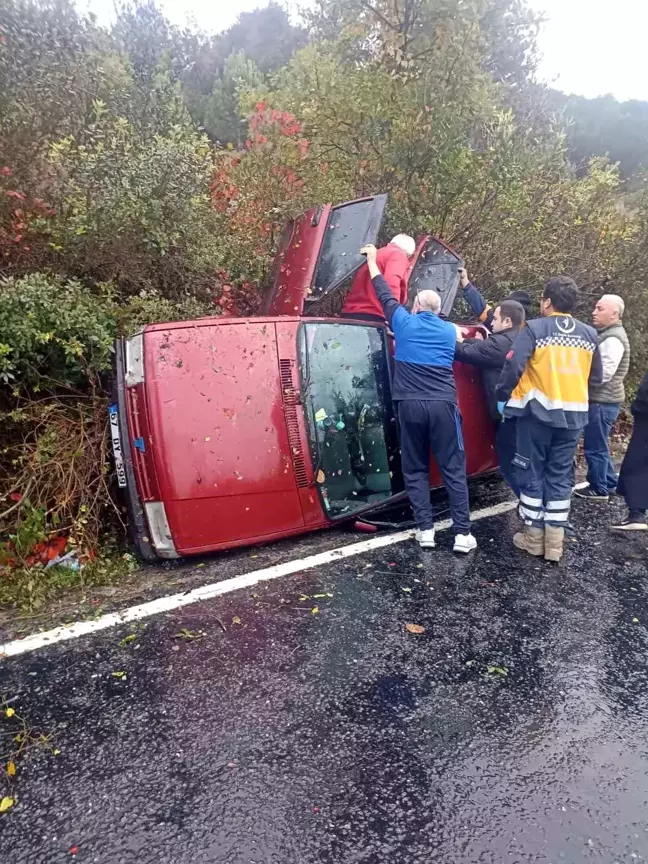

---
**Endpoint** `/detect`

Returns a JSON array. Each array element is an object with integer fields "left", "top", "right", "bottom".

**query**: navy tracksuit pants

[
  {"left": 515, "top": 416, "right": 582, "bottom": 528},
  {"left": 397, "top": 400, "right": 471, "bottom": 535}
]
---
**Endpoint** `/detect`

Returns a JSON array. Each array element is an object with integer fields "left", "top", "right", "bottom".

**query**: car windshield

[{"left": 299, "top": 322, "right": 400, "bottom": 518}]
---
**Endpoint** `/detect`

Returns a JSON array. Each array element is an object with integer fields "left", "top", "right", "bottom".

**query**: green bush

[{"left": 0, "top": 274, "right": 116, "bottom": 389}]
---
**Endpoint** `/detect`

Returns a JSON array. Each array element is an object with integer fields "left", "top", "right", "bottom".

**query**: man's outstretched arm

[
  {"left": 458, "top": 267, "right": 494, "bottom": 330},
  {"left": 361, "top": 244, "right": 409, "bottom": 331}
]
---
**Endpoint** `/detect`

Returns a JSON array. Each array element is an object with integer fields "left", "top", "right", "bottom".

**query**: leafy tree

[
  {"left": 197, "top": 52, "right": 264, "bottom": 145},
  {"left": 217, "top": 2, "right": 306, "bottom": 74},
  {"left": 181, "top": 3, "right": 305, "bottom": 143},
  {"left": 304, "top": 0, "right": 540, "bottom": 84},
  {"left": 43, "top": 110, "right": 221, "bottom": 298},
  {"left": 555, "top": 92, "right": 648, "bottom": 179},
  {"left": 0, "top": 0, "right": 129, "bottom": 180}
]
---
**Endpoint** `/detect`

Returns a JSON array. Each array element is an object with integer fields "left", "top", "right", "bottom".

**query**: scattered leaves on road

[
  {"left": 486, "top": 665, "right": 508, "bottom": 677},
  {"left": 232, "top": 616, "right": 242, "bottom": 625},
  {"left": 405, "top": 623, "right": 425, "bottom": 634},
  {"left": 311, "top": 606, "right": 319, "bottom": 615},
  {"left": 174, "top": 628, "right": 207, "bottom": 639},
  {"left": 119, "top": 634, "right": 136, "bottom": 647},
  {"left": 401, "top": 587, "right": 412, "bottom": 593},
  {"left": 111, "top": 670, "right": 126, "bottom": 678},
  {"left": 1, "top": 696, "right": 59, "bottom": 812}
]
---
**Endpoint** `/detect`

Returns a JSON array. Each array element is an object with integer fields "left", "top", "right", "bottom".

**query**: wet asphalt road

[{"left": 1, "top": 489, "right": 648, "bottom": 863}]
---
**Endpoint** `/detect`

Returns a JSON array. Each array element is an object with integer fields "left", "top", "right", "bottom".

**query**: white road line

[{"left": 0, "top": 498, "right": 527, "bottom": 659}]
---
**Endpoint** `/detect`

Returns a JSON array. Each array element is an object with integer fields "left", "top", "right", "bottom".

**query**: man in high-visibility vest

[{"left": 496, "top": 276, "right": 603, "bottom": 562}]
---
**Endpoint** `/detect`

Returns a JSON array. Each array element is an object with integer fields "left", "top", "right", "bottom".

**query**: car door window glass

[
  {"left": 408, "top": 238, "right": 462, "bottom": 316},
  {"left": 310, "top": 196, "right": 387, "bottom": 301}
]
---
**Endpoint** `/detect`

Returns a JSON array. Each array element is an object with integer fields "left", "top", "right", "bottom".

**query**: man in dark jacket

[
  {"left": 454, "top": 299, "right": 526, "bottom": 494},
  {"left": 611, "top": 370, "right": 648, "bottom": 531},
  {"left": 458, "top": 267, "right": 533, "bottom": 331},
  {"left": 361, "top": 243, "right": 476, "bottom": 553}
]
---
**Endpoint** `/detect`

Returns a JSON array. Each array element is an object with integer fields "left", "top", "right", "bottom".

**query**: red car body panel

[
  {"left": 114, "top": 195, "right": 499, "bottom": 559},
  {"left": 262, "top": 205, "right": 332, "bottom": 316}
]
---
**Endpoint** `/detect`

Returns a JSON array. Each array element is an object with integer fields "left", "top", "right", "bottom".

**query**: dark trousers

[
  {"left": 515, "top": 416, "right": 582, "bottom": 528},
  {"left": 397, "top": 400, "right": 471, "bottom": 534},
  {"left": 583, "top": 402, "right": 620, "bottom": 493},
  {"left": 495, "top": 418, "right": 519, "bottom": 496},
  {"left": 618, "top": 415, "right": 648, "bottom": 516}
]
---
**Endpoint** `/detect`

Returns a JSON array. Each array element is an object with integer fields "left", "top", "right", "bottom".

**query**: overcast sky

[{"left": 85, "top": 0, "right": 648, "bottom": 102}]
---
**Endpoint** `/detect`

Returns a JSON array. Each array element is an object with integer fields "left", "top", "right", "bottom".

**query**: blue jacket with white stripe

[{"left": 371, "top": 275, "right": 457, "bottom": 402}]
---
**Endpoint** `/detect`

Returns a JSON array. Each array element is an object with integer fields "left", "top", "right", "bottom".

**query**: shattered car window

[
  {"left": 407, "top": 238, "right": 462, "bottom": 317},
  {"left": 300, "top": 322, "right": 397, "bottom": 517}
]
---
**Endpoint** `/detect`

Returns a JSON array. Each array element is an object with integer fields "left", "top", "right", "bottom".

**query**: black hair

[
  {"left": 504, "top": 290, "right": 533, "bottom": 316},
  {"left": 497, "top": 299, "right": 526, "bottom": 329},
  {"left": 543, "top": 276, "right": 578, "bottom": 313}
]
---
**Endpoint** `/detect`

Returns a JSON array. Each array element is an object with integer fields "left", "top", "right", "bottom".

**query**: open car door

[
  {"left": 406, "top": 236, "right": 463, "bottom": 317},
  {"left": 263, "top": 195, "right": 388, "bottom": 317}
]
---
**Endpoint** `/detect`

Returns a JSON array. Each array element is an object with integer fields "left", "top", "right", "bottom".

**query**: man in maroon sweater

[{"left": 342, "top": 234, "right": 416, "bottom": 323}]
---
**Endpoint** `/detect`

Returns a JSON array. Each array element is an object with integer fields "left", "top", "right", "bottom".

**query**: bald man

[
  {"left": 360, "top": 244, "right": 476, "bottom": 553},
  {"left": 575, "top": 293, "right": 630, "bottom": 502}
]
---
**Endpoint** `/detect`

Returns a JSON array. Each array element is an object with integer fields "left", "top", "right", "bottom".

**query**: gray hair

[
  {"left": 600, "top": 293, "right": 625, "bottom": 317},
  {"left": 417, "top": 289, "right": 441, "bottom": 313},
  {"left": 390, "top": 234, "right": 416, "bottom": 257}
]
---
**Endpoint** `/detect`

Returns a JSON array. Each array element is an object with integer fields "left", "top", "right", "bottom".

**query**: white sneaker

[
  {"left": 416, "top": 528, "right": 436, "bottom": 548},
  {"left": 453, "top": 533, "right": 477, "bottom": 553}
]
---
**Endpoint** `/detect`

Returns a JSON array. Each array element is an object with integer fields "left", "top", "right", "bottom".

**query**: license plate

[{"left": 109, "top": 404, "right": 128, "bottom": 488}]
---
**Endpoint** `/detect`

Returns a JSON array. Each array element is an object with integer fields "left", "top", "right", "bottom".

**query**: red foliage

[
  {"left": 212, "top": 266, "right": 262, "bottom": 317},
  {"left": 208, "top": 105, "right": 313, "bottom": 303},
  {"left": 247, "top": 105, "right": 305, "bottom": 144},
  {"left": 209, "top": 166, "right": 239, "bottom": 213},
  {"left": 0, "top": 169, "right": 56, "bottom": 269}
]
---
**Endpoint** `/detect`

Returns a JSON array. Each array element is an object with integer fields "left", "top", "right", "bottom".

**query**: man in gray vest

[{"left": 575, "top": 294, "right": 630, "bottom": 502}]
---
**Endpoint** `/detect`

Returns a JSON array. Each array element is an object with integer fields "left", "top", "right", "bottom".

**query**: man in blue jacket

[{"left": 361, "top": 244, "right": 476, "bottom": 553}]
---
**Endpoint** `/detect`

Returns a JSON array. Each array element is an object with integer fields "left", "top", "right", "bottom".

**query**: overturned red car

[{"left": 111, "top": 194, "right": 498, "bottom": 560}]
